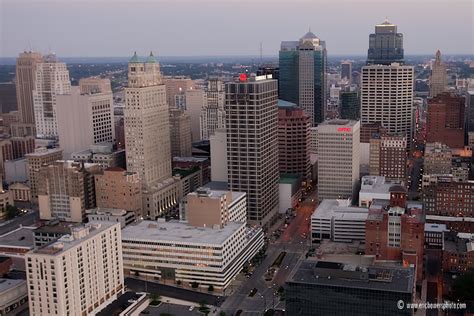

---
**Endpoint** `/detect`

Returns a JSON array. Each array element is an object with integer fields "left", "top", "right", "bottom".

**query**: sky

[{"left": 1, "top": 0, "right": 473, "bottom": 58}]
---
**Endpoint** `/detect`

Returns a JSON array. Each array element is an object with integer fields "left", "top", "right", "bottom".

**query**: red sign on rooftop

[{"left": 239, "top": 74, "right": 247, "bottom": 82}]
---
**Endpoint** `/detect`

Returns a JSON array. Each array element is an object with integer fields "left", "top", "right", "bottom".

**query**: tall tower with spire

[
  {"left": 430, "top": 50, "right": 447, "bottom": 98},
  {"left": 124, "top": 52, "right": 180, "bottom": 217},
  {"left": 367, "top": 19, "right": 404, "bottom": 65},
  {"left": 279, "top": 30, "right": 327, "bottom": 125}
]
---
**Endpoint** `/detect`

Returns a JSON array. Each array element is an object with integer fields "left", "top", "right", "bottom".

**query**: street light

[{"left": 260, "top": 294, "right": 267, "bottom": 313}]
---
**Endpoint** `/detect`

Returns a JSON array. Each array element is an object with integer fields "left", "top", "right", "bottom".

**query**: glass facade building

[
  {"left": 340, "top": 90, "right": 360, "bottom": 120},
  {"left": 367, "top": 19, "right": 404, "bottom": 65}
]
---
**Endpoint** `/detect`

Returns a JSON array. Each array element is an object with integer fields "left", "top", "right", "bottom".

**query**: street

[
  {"left": 221, "top": 191, "right": 317, "bottom": 315},
  {"left": 0, "top": 210, "right": 38, "bottom": 236}
]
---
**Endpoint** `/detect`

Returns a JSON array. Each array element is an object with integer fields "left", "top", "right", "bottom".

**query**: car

[{"left": 189, "top": 306, "right": 195, "bottom": 311}]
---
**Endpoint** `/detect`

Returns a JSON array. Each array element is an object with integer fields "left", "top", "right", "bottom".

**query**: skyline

[{"left": 1, "top": 0, "right": 473, "bottom": 58}]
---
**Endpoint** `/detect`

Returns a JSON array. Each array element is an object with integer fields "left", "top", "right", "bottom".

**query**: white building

[
  {"left": 124, "top": 52, "right": 180, "bottom": 218},
  {"left": 26, "top": 222, "right": 124, "bottom": 316},
  {"left": 33, "top": 54, "right": 71, "bottom": 139},
  {"left": 359, "top": 175, "right": 403, "bottom": 207},
  {"left": 209, "top": 128, "right": 228, "bottom": 182},
  {"left": 311, "top": 199, "right": 368, "bottom": 243},
  {"left": 122, "top": 220, "right": 263, "bottom": 292},
  {"left": 56, "top": 78, "right": 115, "bottom": 159},
  {"left": 86, "top": 207, "right": 136, "bottom": 228},
  {"left": 361, "top": 63, "right": 414, "bottom": 148},
  {"left": 185, "top": 88, "right": 206, "bottom": 142},
  {"left": 0, "top": 278, "right": 28, "bottom": 315},
  {"left": 317, "top": 120, "right": 360, "bottom": 200}
]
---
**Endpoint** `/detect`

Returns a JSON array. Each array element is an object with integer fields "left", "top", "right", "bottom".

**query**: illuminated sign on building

[
  {"left": 239, "top": 74, "right": 247, "bottom": 82},
  {"left": 337, "top": 127, "right": 351, "bottom": 132}
]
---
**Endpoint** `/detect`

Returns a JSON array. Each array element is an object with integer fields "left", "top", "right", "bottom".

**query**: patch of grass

[{"left": 271, "top": 252, "right": 287, "bottom": 268}]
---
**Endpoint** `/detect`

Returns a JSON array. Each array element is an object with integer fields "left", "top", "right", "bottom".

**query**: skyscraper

[
  {"left": 124, "top": 52, "right": 180, "bottom": 218},
  {"left": 430, "top": 50, "right": 448, "bottom": 98},
  {"left": 278, "top": 101, "right": 310, "bottom": 179},
  {"left": 200, "top": 78, "right": 225, "bottom": 140},
  {"left": 340, "top": 61, "right": 352, "bottom": 83},
  {"left": 33, "top": 54, "right": 71, "bottom": 139},
  {"left": 279, "top": 30, "right": 327, "bottom": 125},
  {"left": 226, "top": 74, "right": 279, "bottom": 226},
  {"left": 317, "top": 120, "right": 360, "bottom": 200},
  {"left": 339, "top": 90, "right": 359, "bottom": 120},
  {"left": 361, "top": 63, "right": 414, "bottom": 148},
  {"left": 367, "top": 19, "right": 404, "bottom": 65},
  {"left": 169, "top": 108, "right": 192, "bottom": 157},
  {"left": 15, "top": 52, "right": 43, "bottom": 125},
  {"left": 467, "top": 91, "right": 474, "bottom": 146},
  {"left": 369, "top": 134, "right": 407, "bottom": 181},
  {"left": 56, "top": 78, "right": 115, "bottom": 158}
]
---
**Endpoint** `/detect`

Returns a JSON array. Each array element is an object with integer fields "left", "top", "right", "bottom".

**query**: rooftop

[
  {"left": 312, "top": 200, "right": 369, "bottom": 221},
  {"left": 25, "top": 147, "right": 62, "bottom": 157},
  {"left": 424, "top": 223, "right": 448, "bottom": 233},
  {"left": 173, "top": 166, "right": 201, "bottom": 178},
  {"left": 0, "top": 278, "right": 26, "bottom": 294},
  {"left": 0, "top": 226, "right": 36, "bottom": 248},
  {"left": 172, "top": 156, "right": 209, "bottom": 163},
  {"left": 34, "top": 221, "right": 76, "bottom": 235},
  {"left": 187, "top": 188, "right": 245, "bottom": 205},
  {"left": 30, "top": 222, "right": 118, "bottom": 256},
  {"left": 280, "top": 174, "right": 302, "bottom": 185},
  {"left": 122, "top": 220, "right": 244, "bottom": 245},
  {"left": 360, "top": 176, "right": 404, "bottom": 195},
  {"left": 277, "top": 99, "right": 297, "bottom": 108},
  {"left": 288, "top": 260, "right": 414, "bottom": 294},
  {"left": 86, "top": 207, "right": 129, "bottom": 217},
  {"left": 203, "top": 181, "right": 229, "bottom": 191}
]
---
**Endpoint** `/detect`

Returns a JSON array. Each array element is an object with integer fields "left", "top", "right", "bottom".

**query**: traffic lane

[{"left": 0, "top": 211, "right": 39, "bottom": 235}]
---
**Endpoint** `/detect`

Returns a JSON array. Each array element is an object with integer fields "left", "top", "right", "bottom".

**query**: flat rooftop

[
  {"left": 0, "top": 278, "right": 25, "bottom": 294},
  {"left": 280, "top": 174, "right": 302, "bottom": 185},
  {"left": 187, "top": 188, "right": 245, "bottom": 205},
  {"left": 30, "top": 222, "right": 118, "bottom": 256},
  {"left": 360, "top": 176, "right": 404, "bottom": 195},
  {"left": 122, "top": 220, "right": 244, "bottom": 245},
  {"left": 424, "top": 223, "right": 448, "bottom": 233},
  {"left": 0, "top": 226, "right": 36, "bottom": 248},
  {"left": 312, "top": 200, "right": 368, "bottom": 221},
  {"left": 203, "top": 181, "right": 229, "bottom": 191},
  {"left": 288, "top": 260, "right": 414, "bottom": 294},
  {"left": 25, "top": 147, "right": 62, "bottom": 157}
]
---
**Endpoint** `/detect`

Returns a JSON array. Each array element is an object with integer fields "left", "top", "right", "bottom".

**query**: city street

[
  {"left": 221, "top": 192, "right": 317, "bottom": 315},
  {"left": 0, "top": 210, "right": 38, "bottom": 236}
]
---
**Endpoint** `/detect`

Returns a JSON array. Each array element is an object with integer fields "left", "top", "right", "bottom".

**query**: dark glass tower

[
  {"left": 367, "top": 19, "right": 404, "bottom": 65},
  {"left": 340, "top": 90, "right": 360, "bottom": 120},
  {"left": 279, "top": 31, "right": 327, "bottom": 126}
]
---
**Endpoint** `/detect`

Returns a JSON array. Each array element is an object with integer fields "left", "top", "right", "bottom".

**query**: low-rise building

[
  {"left": 442, "top": 232, "right": 474, "bottom": 273},
  {"left": 173, "top": 167, "right": 202, "bottom": 198},
  {"left": 279, "top": 174, "right": 302, "bottom": 213},
  {"left": 424, "top": 142, "right": 452, "bottom": 175},
  {"left": 311, "top": 199, "right": 368, "bottom": 243},
  {"left": 71, "top": 143, "right": 126, "bottom": 170},
  {"left": 425, "top": 223, "right": 448, "bottom": 249},
  {"left": 0, "top": 227, "right": 36, "bottom": 270},
  {"left": 286, "top": 260, "right": 414, "bottom": 316},
  {"left": 0, "top": 183, "right": 13, "bottom": 221},
  {"left": 426, "top": 215, "right": 474, "bottom": 234},
  {"left": 359, "top": 175, "right": 404, "bottom": 208},
  {"left": 172, "top": 156, "right": 210, "bottom": 185},
  {"left": 3, "top": 159, "right": 27, "bottom": 184},
  {"left": 0, "top": 279, "right": 28, "bottom": 316},
  {"left": 86, "top": 207, "right": 135, "bottom": 228},
  {"left": 8, "top": 183, "right": 30, "bottom": 202},
  {"left": 32, "top": 221, "right": 74, "bottom": 247}
]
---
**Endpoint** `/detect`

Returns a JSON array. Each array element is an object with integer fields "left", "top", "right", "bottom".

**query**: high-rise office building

[
  {"left": 124, "top": 52, "right": 180, "bottom": 218},
  {"left": 339, "top": 90, "right": 359, "bottom": 120},
  {"left": 56, "top": 78, "right": 115, "bottom": 158},
  {"left": 340, "top": 61, "right": 352, "bottom": 83},
  {"left": 278, "top": 101, "right": 310, "bottom": 179},
  {"left": 200, "top": 79, "right": 225, "bottom": 140},
  {"left": 163, "top": 76, "right": 195, "bottom": 108},
  {"left": 25, "top": 147, "right": 63, "bottom": 201},
  {"left": 15, "top": 52, "right": 43, "bottom": 125},
  {"left": 361, "top": 63, "right": 414, "bottom": 148},
  {"left": 226, "top": 74, "right": 279, "bottom": 226},
  {"left": 430, "top": 50, "right": 447, "bottom": 98},
  {"left": 185, "top": 88, "right": 205, "bottom": 142},
  {"left": 169, "top": 108, "right": 192, "bottom": 157},
  {"left": 33, "top": 54, "right": 71, "bottom": 139},
  {"left": 426, "top": 93, "right": 465, "bottom": 149},
  {"left": 279, "top": 30, "right": 327, "bottom": 125},
  {"left": 26, "top": 222, "right": 124, "bottom": 316},
  {"left": 0, "top": 83, "right": 18, "bottom": 114},
  {"left": 367, "top": 19, "right": 404, "bottom": 65},
  {"left": 38, "top": 160, "right": 101, "bottom": 222},
  {"left": 317, "top": 120, "right": 360, "bottom": 200}
]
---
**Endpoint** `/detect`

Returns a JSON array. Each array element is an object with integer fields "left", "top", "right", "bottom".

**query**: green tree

[
  {"left": 149, "top": 293, "right": 161, "bottom": 305},
  {"left": 5, "top": 205, "right": 20, "bottom": 220},
  {"left": 176, "top": 280, "right": 182, "bottom": 286},
  {"left": 191, "top": 281, "right": 199, "bottom": 288},
  {"left": 198, "top": 301, "right": 210, "bottom": 315},
  {"left": 219, "top": 311, "right": 226, "bottom": 316},
  {"left": 208, "top": 284, "right": 214, "bottom": 292}
]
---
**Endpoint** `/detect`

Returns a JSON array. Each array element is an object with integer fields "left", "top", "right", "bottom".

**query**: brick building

[
  {"left": 426, "top": 93, "right": 465, "bottom": 149},
  {"left": 365, "top": 186, "right": 425, "bottom": 281}
]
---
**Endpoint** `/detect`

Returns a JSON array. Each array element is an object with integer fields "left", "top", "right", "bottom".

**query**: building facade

[
  {"left": 26, "top": 223, "right": 124, "bottom": 316},
  {"left": 200, "top": 79, "right": 225, "bottom": 140},
  {"left": 279, "top": 31, "right": 327, "bottom": 125},
  {"left": 317, "top": 120, "right": 360, "bottom": 200},
  {"left": 56, "top": 78, "right": 115, "bottom": 158},
  {"left": 15, "top": 51, "right": 43, "bottom": 125},
  {"left": 277, "top": 102, "right": 310, "bottom": 179},
  {"left": 169, "top": 108, "right": 192, "bottom": 158},
  {"left": 225, "top": 75, "right": 279, "bottom": 226},
  {"left": 369, "top": 134, "right": 407, "bottom": 181},
  {"left": 367, "top": 19, "right": 404, "bottom": 65},
  {"left": 430, "top": 50, "right": 447, "bottom": 98},
  {"left": 33, "top": 54, "right": 71, "bottom": 139},
  {"left": 25, "top": 148, "right": 63, "bottom": 201}
]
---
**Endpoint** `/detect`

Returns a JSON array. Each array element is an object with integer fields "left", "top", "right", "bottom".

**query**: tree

[
  {"left": 149, "top": 293, "right": 161, "bottom": 306},
  {"left": 134, "top": 270, "right": 140, "bottom": 277},
  {"left": 208, "top": 284, "right": 214, "bottom": 292},
  {"left": 219, "top": 311, "right": 226, "bottom": 316},
  {"left": 198, "top": 301, "right": 210, "bottom": 315},
  {"left": 176, "top": 280, "right": 182, "bottom": 286},
  {"left": 191, "top": 281, "right": 199, "bottom": 288},
  {"left": 5, "top": 205, "right": 20, "bottom": 220}
]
